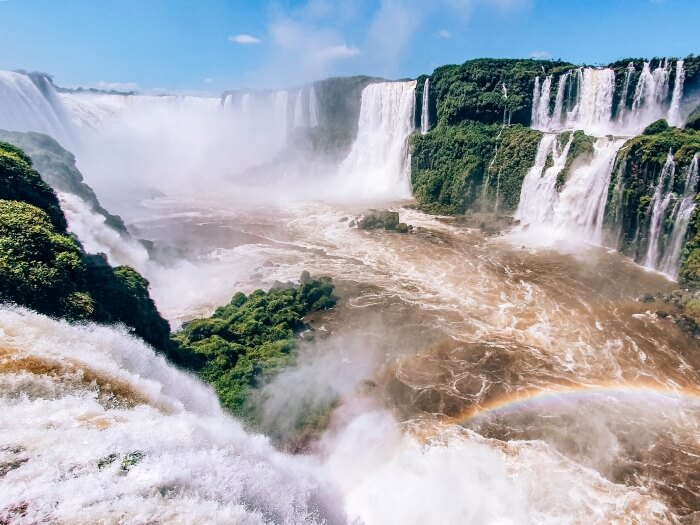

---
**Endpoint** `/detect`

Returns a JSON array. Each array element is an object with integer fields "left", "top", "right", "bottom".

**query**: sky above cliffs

[{"left": 0, "top": 0, "right": 697, "bottom": 93}]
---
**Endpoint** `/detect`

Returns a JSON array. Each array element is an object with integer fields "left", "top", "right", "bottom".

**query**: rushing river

[{"left": 19, "top": 195, "right": 688, "bottom": 524}]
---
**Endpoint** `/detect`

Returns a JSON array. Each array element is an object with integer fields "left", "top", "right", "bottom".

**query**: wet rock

[
  {"left": 356, "top": 210, "right": 411, "bottom": 233},
  {"left": 339, "top": 216, "right": 349, "bottom": 223}
]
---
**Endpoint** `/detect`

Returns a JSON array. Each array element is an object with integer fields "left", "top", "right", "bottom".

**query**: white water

[
  {"left": 668, "top": 60, "right": 686, "bottom": 127},
  {"left": 420, "top": 78, "right": 430, "bottom": 135},
  {"left": 645, "top": 151, "right": 676, "bottom": 269},
  {"left": 659, "top": 154, "right": 698, "bottom": 277},
  {"left": 58, "top": 191, "right": 150, "bottom": 270},
  {"left": 309, "top": 86, "right": 320, "bottom": 128},
  {"left": 337, "top": 81, "right": 416, "bottom": 199},
  {"left": 532, "top": 59, "right": 688, "bottom": 136},
  {"left": 0, "top": 71, "right": 74, "bottom": 146},
  {"left": 516, "top": 136, "right": 625, "bottom": 245},
  {"left": 515, "top": 133, "right": 573, "bottom": 225},
  {"left": 552, "top": 138, "right": 625, "bottom": 243}
]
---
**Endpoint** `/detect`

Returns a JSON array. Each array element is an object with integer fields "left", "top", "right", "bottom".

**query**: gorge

[{"left": 1, "top": 53, "right": 700, "bottom": 524}]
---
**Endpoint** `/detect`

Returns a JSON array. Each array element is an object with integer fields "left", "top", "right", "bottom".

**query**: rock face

[{"left": 356, "top": 210, "right": 411, "bottom": 233}]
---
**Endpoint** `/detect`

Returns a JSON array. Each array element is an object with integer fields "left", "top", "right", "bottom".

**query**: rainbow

[{"left": 447, "top": 381, "right": 700, "bottom": 425}]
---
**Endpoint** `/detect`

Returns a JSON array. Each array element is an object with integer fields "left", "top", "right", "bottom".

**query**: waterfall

[
  {"left": 630, "top": 61, "right": 672, "bottom": 130},
  {"left": 530, "top": 59, "right": 685, "bottom": 135},
  {"left": 58, "top": 192, "right": 150, "bottom": 271},
  {"left": 338, "top": 81, "right": 417, "bottom": 198},
  {"left": 272, "top": 90, "right": 290, "bottom": 146},
  {"left": 551, "top": 72, "right": 570, "bottom": 129},
  {"left": 532, "top": 76, "right": 552, "bottom": 129},
  {"left": 309, "top": 86, "right": 320, "bottom": 127},
  {"left": 617, "top": 62, "right": 635, "bottom": 122},
  {"left": 667, "top": 60, "right": 685, "bottom": 127},
  {"left": 293, "top": 89, "right": 306, "bottom": 128},
  {"left": 421, "top": 78, "right": 430, "bottom": 135},
  {"left": 0, "top": 71, "right": 74, "bottom": 145},
  {"left": 567, "top": 68, "right": 615, "bottom": 134},
  {"left": 515, "top": 133, "right": 573, "bottom": 225},
  {"left": 644, "top": 151, "right": 676, "bottom": 269},
  {"left": 551, "top": 137, "right": 625, "bottom": 243},
  {"left": 659, "top": 155, "right": 698, "bottom": 277}
]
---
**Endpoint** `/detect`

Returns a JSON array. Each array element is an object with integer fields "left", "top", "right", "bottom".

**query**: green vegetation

[
  {"left": 0, "top": 140, "right": 169, "bottom": 348},
  {"left": 558, "top": 130, "right": 596, "bottom": 188},
  {"left": 428, "top": 58, "right": 575, "bottom": 127},
  {"left": 643, "top": 119, "right": 671, "bottom": 135},
  {"left": 169, "top": 274, "right": 336, "bottom": 417},
  {"left": 411, "top": 122, "right": 541, "bottom": 214}
]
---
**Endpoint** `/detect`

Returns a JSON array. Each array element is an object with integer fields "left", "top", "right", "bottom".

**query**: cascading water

[
  {"left": 667, "top": 60, "right": 685, "bottom": 127},
  {"left": 0, "top": 71, "right": 74, "bottom": 146},
  {"left": 532, "top": 59, "right": 685, "bottom": 136},
  {"left": 337, "top": 81, "right": 417, "bottom": 199},
  {"left": 515, "top": 133, "right": 573, "bottom": 225},
  {"left": 58, "top": 191, "right": 150, "bottom": 270},
  {"left": 552, "top": 137, "right": 625, "bottom": 243},
  {"left": 659, "top": 154, "right": 698, "bottom": 277},
  {"left": 644, "top": 151, "right": 676, "bottom": 269},
  {"left": 531, "top": 75, "right": 553, "bottom": 129},
  {"left": 421, "top": 78, "right": 430, "bottom": 135},
  {"left": 309, "top": 86, "right": 320, "bottom": 128}
]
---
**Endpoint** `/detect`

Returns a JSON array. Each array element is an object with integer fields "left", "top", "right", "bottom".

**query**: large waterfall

[
  {"left": 516, "top": 134, "right": 624, "bottom": 243},
  {"left": 531, "top": 60, "right": 687, "bottom": 136},
  {"left": 0, "top": 71, "right": 75, "bottom": 146},
  {"left": 338, "top": 81, "right": 417, "bottom": 199}
]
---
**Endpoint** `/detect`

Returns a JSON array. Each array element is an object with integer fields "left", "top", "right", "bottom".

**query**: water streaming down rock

[
  {"left": 659, "top": 154, "right": 699, "bottom": 277},
  {"left": 515, "top": 133, "right": 573, "bottom": 225},
  {"left": 531, "top": 75, "right": 553, "bottom": 129},
  {"left": 645, "top": 151, "right": 677, "bottom": 270},
  {"left": 552, "top": 137, "right": 625, "bottom": 243},
  {"left": 420, "top": 78, "right": 430, "bottom": 135},
  {"left": 337, "top": 81, "right": 417, "bottom": 198},
  {"left": 309, "top": 86, "right": 320, "bottom": 128},
  {"left": 0, "top": 71, "right": 74, "bottom": 146},
  {"left": 517, "top": 135, "right": 624, "bottom": 243},
  {"left": 58, "top": 191, "right": 150, "bottom": 270},
  {"left": 532, "top": 60, "right": 685, "bottom": 136},
  {"left": 667, "top": 60, "right": 686, "bottom": 127}
]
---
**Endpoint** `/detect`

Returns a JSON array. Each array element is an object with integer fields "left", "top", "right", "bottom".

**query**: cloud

[
  {"left": 203, "top": 78, "right": 213, "bottom": 84},
  {"left": 530, "top": 50, "right": 551, "bottom": 59},
  {"left": 437, "top": 29, "right": 452, "bottom": 39},
  {"left": 314, "top": 44, "right": 360, "bottom": 61},
  {"left": 228, "top": 34, "right": 261, "bottom": 45}
]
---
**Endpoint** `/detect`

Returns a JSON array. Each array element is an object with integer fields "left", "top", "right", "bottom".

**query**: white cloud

[
  {"left": 204, "top": 78, "right": 213, "bottom": 84},
  {"left": 437, "top": 30, "right": 452, "bottom": 39},
  {"left": 228, "top": 34, "right": 261, "bottom": 45},
  {"left": 314, "top": 44, "right": 360, "bottom": 61},
  {"left": 529, "top": 50, "right": 551, "bottom": 59}
]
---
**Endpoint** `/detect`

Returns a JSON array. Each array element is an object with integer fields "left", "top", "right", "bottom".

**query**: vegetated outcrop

[
  {"left": 411, "top": 122, "right": 542, "bottom": 214},
  {"left": 605, "top": 123, "right": 700, "bottom": 277},
  {"left": 0, "top": 140, "right": 169, "bottom": 349},
  {"left": 169, "top": 274, "right": 337, "bottom": 427},
  {"left": 0, "top": 130, "right": 129, "bottom": 233}
]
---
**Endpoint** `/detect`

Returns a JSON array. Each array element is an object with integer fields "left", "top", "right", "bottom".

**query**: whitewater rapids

[{"left": 3, "top": 197, "right": 689, "bottom": 523}]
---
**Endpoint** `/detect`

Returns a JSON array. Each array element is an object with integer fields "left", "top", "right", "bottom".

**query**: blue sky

[{"left": 0, "top": 0, "right": 697, "bottom": 93}]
